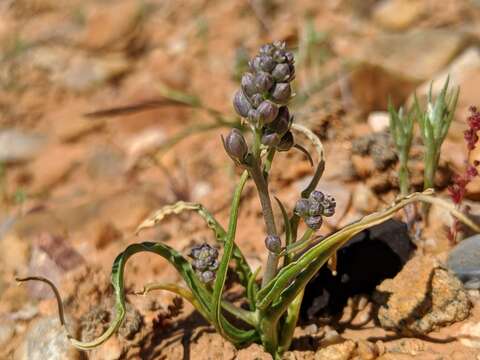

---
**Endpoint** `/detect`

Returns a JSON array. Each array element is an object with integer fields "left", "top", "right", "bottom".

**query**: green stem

[
  {"left": 278, "top": 290, "right": 304, "bottom": 355},
  {"left": 423, "top": 146, "right": 438, "bottom": 218},
  {"left": 259, "top": 315, "right": 279, "bottom": 357},
  {"left": 263, "top": 148, "right": 276, "bottom": 179},
  {"left": 247, "top": 129, "right": 280, "bottom": 289},
  {"left": 249, "top": 160, "right": 279, "bottom": 287},
  {"left": 398, "top": 152, "right": 410, "bottom": 196},
  {"left": 283, "top": 228, "right": 315, "bottom": 256}
]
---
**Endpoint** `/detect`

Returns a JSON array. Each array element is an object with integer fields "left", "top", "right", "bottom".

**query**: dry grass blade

[{"left": 84, "top": 98, "right": 192, "bottom": 118}]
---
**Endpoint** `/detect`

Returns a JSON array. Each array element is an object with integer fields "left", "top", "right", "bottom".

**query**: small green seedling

[
  {"left": 415, "top": 77, "right": 459, "bottom": 192},
  {"left": 388, "top": 99, "right": 414, "bottom": 196},
  {"left": 18, "top": 43, "right": 478, "bottom": 359}
]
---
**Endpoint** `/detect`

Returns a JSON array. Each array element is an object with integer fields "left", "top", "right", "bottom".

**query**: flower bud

[
  {"left": 285, "top": 51, "right": 294, "bottom": 64},
  {"left": 322, "top": 194, "right": 336, "bottom": 208},
  {"left": 249, "top": 56, "right": 262, "bottom": 73},
  {"left": 272, "top": 63, "right": 291, "bottom": 81},
  {"left": 268, "top": 106, "right": 290, "bottom": 135},
  {"left": 271, "top": 83, "right": 291, "bottom": 103},
  {"left": 273, "top": 49, "right": 286, "bottom": 63},
  {"left": 259, "top": 43, "right": 275, "bottom": 55},
  {"left": 294, "top": 198, "right": 310, "bottom": 216},
  {"left": 273, "top": 40, "right": 286, "bottom": 50},
  {"left": 259, "top": 55, "right": 275, "bottom": 72},
  {"left": 321, "top": 194, "right": 336, "bottom": 217},
  {"left": 261, "top": 131, "right": 280, "bottom": 147},
  {"left": 305, "top": 215, "right": 323, "bottom": 230},
  {"left": 193, "top": 258, "right": 208, "bottom": 271},
  {"left": 309, "top": 190, "right": 325, "bottom": 203},
  {"left": 209, "top": 259, "right": 219, "bottom": 271},
  {"left": 241, "top": 73, "right": 257, "bottom": 97},
  {"left": 200, "top": 270, "right": 215, "bottom": 283},
  {"left": 308, "top": 201, "right": 324, "bottom": 217},
  {"left": 248, "top": 109, "right": 259, "bottom": 124},
  {"left": 257, "top": 100, "right": 279, "bottom": 124},
  {"left": 276, "top": 131, "right": 294, "bottom": 152},
  {"left": 250, "top": 93, "right": 264, "bottom": 108},
  {"left": 233, "top": 90, "right": 252, "bottom": 117},
  {"left": 224, "top": 128, "right": 248, "bottom": 162},
  {"left": 255, "top": 72, "right": 274, "bottom": 93},
  {"left": 265, "top": 235, "right": 281, "bottom": 253},
  {"left": 323, "top": 206, "right": 335, "bottom": 217}
]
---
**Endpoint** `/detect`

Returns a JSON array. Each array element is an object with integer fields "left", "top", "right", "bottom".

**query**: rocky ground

[{"left": 2, "top": 0, "right": 480, "bottom": 359}]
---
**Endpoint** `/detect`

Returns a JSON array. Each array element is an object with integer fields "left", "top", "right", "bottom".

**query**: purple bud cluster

[
  {"left": 294, "top": 190, "right": 336, "bottom": 230},
  {"left": 189, "top": 243, "right": 219, "bottom": 283},
  {"left": 233, "top": 41, "right": 296, "bottom": 152}
]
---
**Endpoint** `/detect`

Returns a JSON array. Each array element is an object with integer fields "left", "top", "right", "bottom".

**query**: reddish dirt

[{"left": 1, "top": 0, "right": 480, "bottom": 359}]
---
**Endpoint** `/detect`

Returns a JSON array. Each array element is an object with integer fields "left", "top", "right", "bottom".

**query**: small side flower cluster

[
  {"left": 232, "top": 41, "right": 295, "bottom": 152},
  {"left": 188, "top": 243, "right": 219, "bottom": 283},
  {"left": 464, "top": 106, "right": 480, "bottom": 151},
  {"left": 294, "top": 190, "right": 336, "bottom": 230},
  {"left": 448, "top": 106, "right": 480, "bottom": 242}
]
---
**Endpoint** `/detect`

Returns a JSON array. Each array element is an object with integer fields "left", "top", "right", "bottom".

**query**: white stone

[{"left": 368, "top": 111, "right": 390, "bottom": 133}]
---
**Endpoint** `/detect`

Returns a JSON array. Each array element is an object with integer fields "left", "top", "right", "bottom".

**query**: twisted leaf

[{"left": 17, "top": 242, "right": 211, "bottom": 349}]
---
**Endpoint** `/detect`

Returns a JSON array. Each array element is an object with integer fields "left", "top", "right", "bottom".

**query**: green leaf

[
  {"left": 136, "top": 201, "right": 252, "bottom": 286},
  {"left": 274, "top": 196, "right": 292, "bottom": 248},
  {"left": 212, "top": 171, "right": 250, "bottom": 339},
  {"left": 258, "top": 190, "right": 480, "bottom": 313},
  {"left": 247, "top": 267, "right": 261, "bottom": 311},
  {"left": 18, "top": 241, "right": 213, "bottom": 350}
]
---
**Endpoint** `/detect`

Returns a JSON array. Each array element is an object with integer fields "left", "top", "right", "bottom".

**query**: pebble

[
  {"left": 374, "top": 255, "right": 471, "bottom": 335},
  {"left": 414, "top": 47, "right": 480, "bottom": 107},
  {"left": 352, "top": 183, "right": 379, "bottom": 213},
  {"left": 0, "top": 129, "right": 46, "bottom": 163},
  {"left": 314, "top": 340, "right": 356, "bottom": 360},
  {"left": 353, "top": 30, "right": 467, "bottom": 82},
  {"left": 447, "top": 234, "right": 480, "bottom": 289},
  {"left": 367, "top": 111, "right": 390, "bottom": 132},
  {"left": 459, "top": 322, "right": 480, "bottom": 348},
  {"left": 15, "top": 315, "right": 81, "bottom": 360},
  {"left": 373, "top": 0, "right": 425, "bottom": 31},
  {"left": 236, "top": 343, "right": 272, "bottom": 360},
  {"left": 59, "top": 54, "right": 131, "bottom": 92}
]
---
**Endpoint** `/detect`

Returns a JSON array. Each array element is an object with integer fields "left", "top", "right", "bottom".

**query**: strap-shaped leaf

[
  {"left": 212, "top": 171, "right": 249, "bottom": 337},
  {"left": 136, "top": 201, "right": 252, "bottom": 285},
  {"left": 258, "top": 190, "right": 480, "bottom": 312}
]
